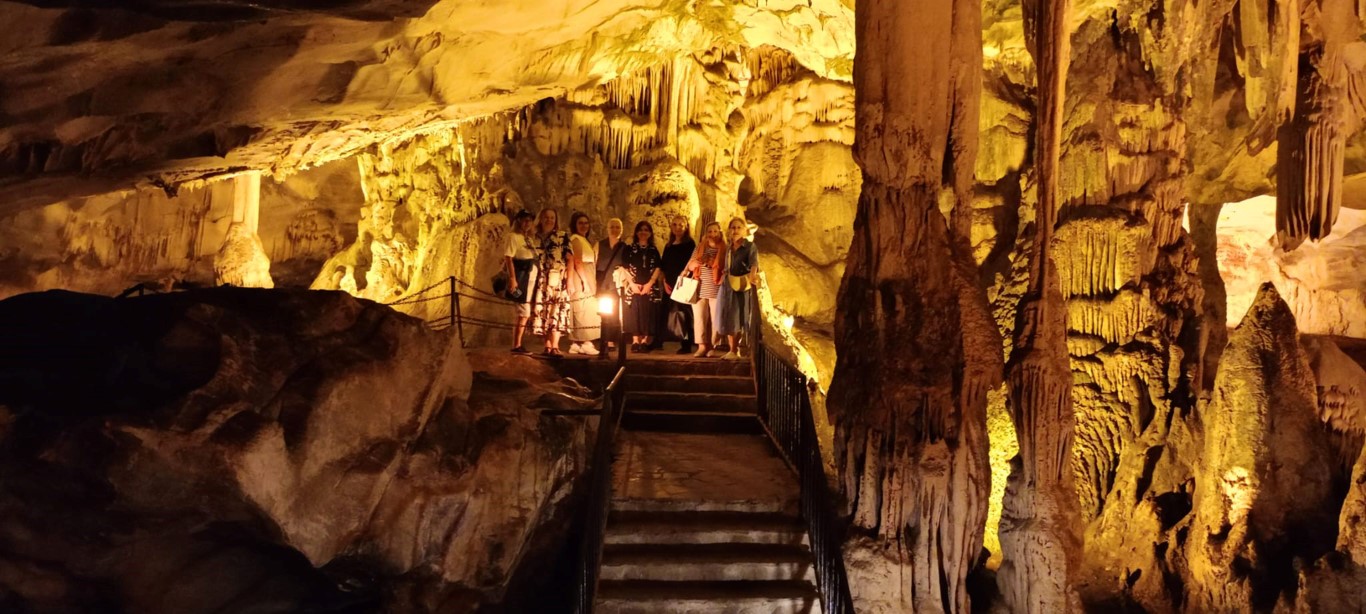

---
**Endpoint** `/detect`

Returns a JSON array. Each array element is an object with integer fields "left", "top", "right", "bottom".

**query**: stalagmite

[
  {"left": 827, "top": 1, "right": 999, "bottom": 612},
  {"left": 996, "top": 0, "right": 1083, "bottom": 610},
  {"left": 1186, "top": 283, "right": 1339, "bottom": 611},
  {"left": 213, "top": 171, "right": 274, "bottom": 288}
]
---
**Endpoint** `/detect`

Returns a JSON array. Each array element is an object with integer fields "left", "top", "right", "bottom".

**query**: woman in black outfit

[
  {"left": 658, "top": 214, "right": 696, "bottom": 354},
  {"left": 622, "top": 220, "right": 663, "bottom": 352}
]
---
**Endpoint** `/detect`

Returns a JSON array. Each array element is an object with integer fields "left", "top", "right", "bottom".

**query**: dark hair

[
  {"left": 633, "top": 220, "right": 654, "bottom": 244},
  {"left": 514, "top": 210, "right": 534, "bottom": 222},
  {"left": 670, "top": 214, "right": 692, "bottom": 245},
  {"left": 569, "top": 212, "right": 592, "bottom": 239}
]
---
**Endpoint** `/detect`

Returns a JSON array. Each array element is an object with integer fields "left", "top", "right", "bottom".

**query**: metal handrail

[
  {"left": 573, "top": 366, "right": 627, "bottom": 614},
  {"left": 748, "top": 289, "right": 855, "bottom": 614}
]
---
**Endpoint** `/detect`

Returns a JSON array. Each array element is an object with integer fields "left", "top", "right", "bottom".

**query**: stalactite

[
  {"left": 1066, "top": 290, "right": 1162, "bottom": 345},
  {"left": 1277, "top": 56, "right": 1350, "bottom": 249},
  {"left": 996, "top": 0, "right": 1083, "bottom": 609},
  {"left": 828, "top": 1, "right": 998, "bottom": 612},
  {"left": 1052, "top": 215, "right": 1154, "bottom": 299}
]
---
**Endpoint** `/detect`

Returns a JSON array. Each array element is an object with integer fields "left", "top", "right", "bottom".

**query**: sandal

[{"left": 511, "top": 347, "right": 529, "bottom": 354}]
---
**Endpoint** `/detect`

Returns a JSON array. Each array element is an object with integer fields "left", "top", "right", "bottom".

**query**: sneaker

[
  {"left": 580, "top": 342, "right": 599, "bottom": 356},
  {"left": 720, "top": 351, "right": 738, "bottom": 360},
  {"left": 568, "top": 343, "right": 582, "bottom": 355}
]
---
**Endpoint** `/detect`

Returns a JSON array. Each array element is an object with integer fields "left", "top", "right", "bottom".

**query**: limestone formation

[
  {"left": 0, "top": 159, "right": 362, "bottom": 299},
  {"left": 213, "top": 222, "right": 274, "bottom": 288},
  {"left": 4, "top": 0, "right": 1366, "bottom": 612},
  {"left": 1217, "top": 196, "right": 1366, "bottom": 339},
  {"left": 1186, "top": 283, "right": 1339, "bottom": 611},
  {"left": 827, "top": 1, "right": 1001, "bottom": 611},
  {"left": 0, "top": 288, "right": 592, "bottom": 612},
  {"left": 996, "top": 0, "right": 1084, "bottom": 610}
]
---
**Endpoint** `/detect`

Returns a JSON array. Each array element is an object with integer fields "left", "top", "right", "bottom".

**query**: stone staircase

[{"left": 595, "top": 357, "right": 821, "bottom": 614}]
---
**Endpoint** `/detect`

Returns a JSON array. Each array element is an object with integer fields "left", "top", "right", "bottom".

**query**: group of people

[{"left": 503, "top": 209, "right": 759, "bottom": 359}]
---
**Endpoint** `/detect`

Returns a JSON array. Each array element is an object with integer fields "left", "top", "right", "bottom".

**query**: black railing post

[
  {"left": 752, "top": 335, "right": 854, "bottom": 614},
  {"left": 616, "top": 289, "right": 627, "bottom": 367},
  {"left": 450, "top": 277, "right": 465, "bottom": 346},
  {"left": 574, "top": 366, "right": 627, "bottom": 614}
]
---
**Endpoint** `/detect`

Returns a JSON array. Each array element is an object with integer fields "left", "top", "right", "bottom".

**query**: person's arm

[
  {"left": 505, "top": 238, "right": 519, "bottom": 291},
  {"left": 747, "top": 243, "right": 759, "bottom": 285},
  {"left": 644, "top": 267, "right": 663, "bottom": 294}
]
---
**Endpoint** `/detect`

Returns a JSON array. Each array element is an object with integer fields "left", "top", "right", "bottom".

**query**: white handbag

[{"left": 670, "top": 275, "right": 700, "bottom": 304}]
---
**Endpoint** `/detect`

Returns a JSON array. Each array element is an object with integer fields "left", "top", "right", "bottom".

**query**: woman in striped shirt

[{"left": 685, "top": 220, "right": 725, "bottom": 358}]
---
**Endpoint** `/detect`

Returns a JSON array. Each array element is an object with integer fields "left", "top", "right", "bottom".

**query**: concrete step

[
  {"left": 621, "top": 410, "right": 761, "bottom": 434},
  {"left": 613, "top": 497, "right": 797, "bottom": 515},
  {"left": 605, "top": 510, "right": 807, "bottom": 546},
  {"left": 626, "top": 391, "right": 756, "bottom": 413},
  {"left": 625, "top": 374, "right": 755, "bottom": 395},
  {"left": 626, "top": 358, "right": 752, "bottom": 378},
  {"left": 596, "top": 580, "right": 821, "bottom": 614},
  {"left": 600, "top": 543, "right": 816, "bottom": 582}
]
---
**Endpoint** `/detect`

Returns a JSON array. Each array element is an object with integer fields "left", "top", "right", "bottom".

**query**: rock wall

[
  {"left": 0, "top": 0, "right": 855, "bottom": 211},
  {"left": 1216, "top": 195, "right": 1366, "bottom": 339},
  {"left": 0, "top": 288, "right": 592, "bottom": 612},
  {"left": 0, "top": 159, "right": 364, "bottom": 299},
  {"left": 311, "top": 47, "right": 859, "bottom": 369}
]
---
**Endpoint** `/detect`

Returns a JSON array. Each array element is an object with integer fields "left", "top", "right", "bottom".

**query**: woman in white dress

[{"left": 567, "top": 212, "right": 601, "bottom": 355}]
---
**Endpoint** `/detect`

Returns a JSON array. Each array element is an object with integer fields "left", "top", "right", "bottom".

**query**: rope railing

[
  {"left": 747, "top": 288, "right": 855, "bottom": 614},
  {"left": 381, "top": 275, "right": 608, "bottom": 347}
]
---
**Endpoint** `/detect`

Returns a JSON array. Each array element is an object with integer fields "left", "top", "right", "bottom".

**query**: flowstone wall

[
  {"left": 311, "top": 47, "right": 860, "bottom": 372},
  {"left": 0, "top": 159, "right": 363, "bottom": 299}
]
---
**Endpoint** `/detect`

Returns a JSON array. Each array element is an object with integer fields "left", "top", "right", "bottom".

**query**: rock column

[
  {"left": 996, "top": 0, "right": 1083, "bottom": 610},
  {"left": 827, "top": 1, "right": 1000, "bottom": 612},
  {"left": 214, "top": 171, "right": 274, "bottom": 288}
]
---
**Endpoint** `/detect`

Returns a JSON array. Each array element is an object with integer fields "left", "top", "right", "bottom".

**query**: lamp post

[{"left": 597, "top": 293, "right": 615, "bottom": 362}]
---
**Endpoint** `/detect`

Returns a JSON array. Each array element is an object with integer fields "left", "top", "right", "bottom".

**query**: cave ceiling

[
  {"left": 0, "top": 0, "right": 854, "bottom": 212},
  {"left": 4, "top": 0, "right": 1366, "bottom": 225}
]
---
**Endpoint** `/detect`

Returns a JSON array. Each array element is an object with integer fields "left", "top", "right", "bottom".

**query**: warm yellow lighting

[
  {"left": 782, "top": 314, "right": 795, "bottom": 330},
  {"left": 597, "top": 295, "right": 616, "bottom": 316}
]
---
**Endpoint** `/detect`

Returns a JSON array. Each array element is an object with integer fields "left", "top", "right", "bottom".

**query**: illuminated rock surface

[
  {"left": 2, "top": 0, "right": 1366, "bottom": 611},
  {"left": 0, "top": 288, "right": 592, "bottom": 612}
]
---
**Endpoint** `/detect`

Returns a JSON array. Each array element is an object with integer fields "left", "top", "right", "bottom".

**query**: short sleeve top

[
  {"left": 623, "top": 242, "right": 662, "bottom": 285},
  {"left": 570, "top": 234, "right": 595, "bottom": 264},
  {"left": 506, "top": 232, "right": 536, "bottom": 260}
]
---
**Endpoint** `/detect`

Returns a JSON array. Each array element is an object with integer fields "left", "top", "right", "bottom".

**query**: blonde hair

[
  {"left": 692, "top": 220, "right": 725, "bottom": 267},
  {"left": 607, "top": 217, "right": 624, "bottom": 238},
  {"left": 727, "top": 217, "right": 749, "bottom": 237},
  {"left": 536, "top": 208, "right": 559, "bottom": 232}
]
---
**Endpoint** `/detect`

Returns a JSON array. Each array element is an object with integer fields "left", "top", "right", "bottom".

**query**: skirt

[
  {"left": 716, "top": 283, "right": 753, "bottom": 336},
  {"left": 624, "top": 292, "right": 661, "bottom": 336},
  {"left": 570, "top": 272, "right": 602, "bottom": 342}
]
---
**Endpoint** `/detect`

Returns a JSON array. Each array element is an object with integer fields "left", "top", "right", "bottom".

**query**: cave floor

[{"left": 612, "top": 431, "right": 798, "bottom": 513}]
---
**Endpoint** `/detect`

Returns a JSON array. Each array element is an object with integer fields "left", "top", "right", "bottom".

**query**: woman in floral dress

[{"left": 530, "top": 208, "right": 572, "bottom": 356}]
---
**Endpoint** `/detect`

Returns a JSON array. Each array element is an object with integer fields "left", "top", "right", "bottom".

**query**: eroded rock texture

[
  {"left": 1218, "top": 197, "right": 1366, "bottom": 339},
  {"left": 1186, "top": 284, "right": 1339, "bottom": 611},
  {"left": 827, "top": 1, "right": 1001, "bottom": 611},
  {"left": 0, "top": 0, "right": 853, "bottom": 211},
  {"left": 307, "top": 46, "right": 857, "bottom": 368},
  {"left": 0, "top": 159, "right": 363, "bottom": 299},
  {"left": 996, "top": 0, "right": 1084, "bottom": 610},
  {"left": 0, "top": 288, "right": 591, "bottom": 612}
]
